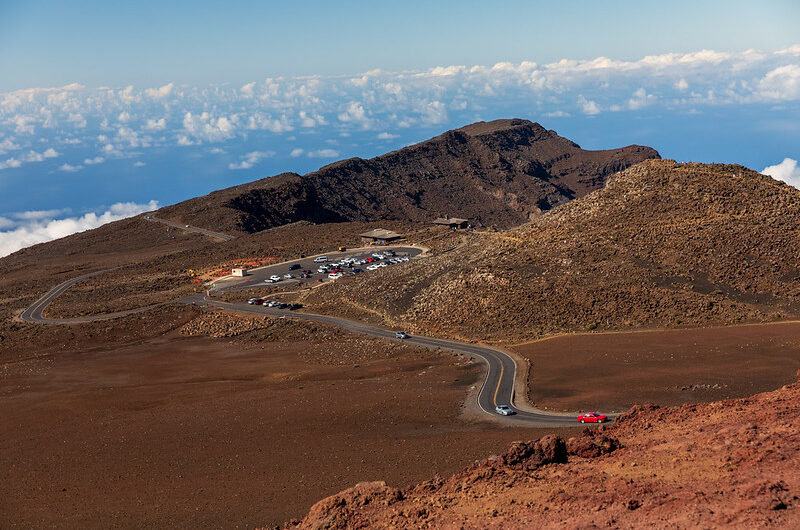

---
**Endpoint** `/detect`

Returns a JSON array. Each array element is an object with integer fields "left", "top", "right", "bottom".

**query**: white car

[
  {"left": 283, "top": 273, "right": 294, "bottom": 279},
  {"left": 395, "top": 331, "right": 409, "bottom": 339},
  {"left": 328, "top": 272, "right": 343, "bottom": 280},
  {"left": 495, "top": 405, "right": 514, "bottom": 416},
  {"left": 266, "top": 275, "right": 281, "bottom": 283},
  {"left": 366, "top": 264, "right": 380, "bottom": 271},
  {"left": 313, "top": 256, "right": 328, "bottom": 263}
]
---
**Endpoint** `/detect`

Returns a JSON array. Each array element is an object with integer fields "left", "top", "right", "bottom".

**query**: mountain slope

[
  {"left": 304, "top": 159, "right": 800, "bottom": 341},
  {"left": 290, "top": 377, "right": 800, "bottom": 528},
  {"left": 158, "top": 119, "right": 659, "bottom": 233}
]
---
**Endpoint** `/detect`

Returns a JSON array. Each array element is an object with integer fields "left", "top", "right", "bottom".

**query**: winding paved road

[{"left": 19, "top": 242, "right": 585, "bottom": 426}]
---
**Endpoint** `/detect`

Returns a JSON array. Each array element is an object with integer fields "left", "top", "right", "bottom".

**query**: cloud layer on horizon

[
  {"left": 0, "top": 45, "right": 798, "bottom": 176},
  {"left": 0, "top": 200, "right": 159, "bottom": 257}
]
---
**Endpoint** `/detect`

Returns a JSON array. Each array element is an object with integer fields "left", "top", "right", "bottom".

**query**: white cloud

[
  {"left": 228, "top": 150, "right": 275, "bottom": 170},
  {"left": 377, "top": 132, "right": 399, "bottom": 139},
  {"left": 337, "top": 101, "right": 372, "bottom": 129},
  {"left": 133, "top": 161, "right": 146, "bottom": 167},
  {"left": 241, "top": 82, "right": 256, "bottom": 97},
  {"left": 144, "top": 117, "right": 166, "bottom": 130},
  {"left": 182, "top": 111, "right": 237, "bottom": 142},
  {"left": 59, "top": 163, "right": 82, "bottom": 172},
  {"left": 117, "top": 111, "right": 131, "bottom": 122},
  {"left": 577, "top": 95, "right": 601, "bottom": 115},
  {"left": 675, "top": 78, "right": 689, "bottom": 91},
  {"left": 0, "top": 147, "right": 58, "bottom": 170},
  {"left": 67, "top": 113, "right": 87, "bottom": 128},
  {"left": 758, "top": 64, "right": 800, "bottom": 100},
  {"left": 0, "top": 137, "right": 20, "bottom": 154},
  {"left": 762, "top": 158, "right": 800, "bottom": 189},
  {"left": 83, "top": 156, "right": 105, "bottom": 165},
  {"left": 145, "top": 83, "right": 174, "bottom": 99},
  {"left": 627, "top": 87, "right": 656, "bottom": 110},
  {"left": 0, "top": 200, "right": 159, "bottom": 257},
  {"left": 307, "top": 148, "right": 339, "bottom": 158},
  {"left": 290, "top": 148, "right": 304, "bottom": 157},
  {"left": 0, "top": 158, "right": 22, "bottom": 170}
]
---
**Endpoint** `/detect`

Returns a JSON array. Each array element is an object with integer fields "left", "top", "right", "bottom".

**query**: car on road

[
  {"left": 328, "top": 272, "right": 343, "bottom": 279},
  {"left": 301, "top": 273, "right": 312, "bottom": 279},
  {"left": 247, "top": 298, "right": 263, "bottom": 305},
  {"left": 289, "top": 264, "right": 301, "bottom": 270},
  {"left": 395, "top": 331, "right": 409, "bottom": 339},
  {"left": 283, "top": 273, "right": 294, "bottom": 279},
  {"left": 266, "top": 275, "right": 281, "bottom": 283},
  {"left": 313, "top": 256, "right": 328, "bottom": 263},
  {"left": 577, "top": 412, "right": 608, "bottom": 424},
  {"left": 495, "top": 405, "right": 514, "bottom": 416}
]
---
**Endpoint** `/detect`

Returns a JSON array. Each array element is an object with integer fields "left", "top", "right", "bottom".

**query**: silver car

[{"left": 495, "top": 405, "right": 514, "bottom": 416}]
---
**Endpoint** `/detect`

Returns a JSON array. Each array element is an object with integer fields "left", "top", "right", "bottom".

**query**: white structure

[{"left": 232, "top": 268, "right": 249, "bottom": 277}]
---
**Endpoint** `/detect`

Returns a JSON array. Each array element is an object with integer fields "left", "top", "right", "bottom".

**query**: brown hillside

[
  {"left": 289, "top": 376, "right": 800, "bottom": 528},
  {"left": 304, "top": 160, "right": 800, "bottom": 341},
  {"left": 158, "top": 119, "right": 658, "bottom": 233}
]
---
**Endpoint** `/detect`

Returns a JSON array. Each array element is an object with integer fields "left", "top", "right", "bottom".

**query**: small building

[
  {"left": 360, "top": 228, "right": 402, "bottom": 245},
  {"left": 231, "top": 268, "right": 249, "bottom": 277},
  {"left": 433, "top": 217, "right": 469, "bottom": 229}
]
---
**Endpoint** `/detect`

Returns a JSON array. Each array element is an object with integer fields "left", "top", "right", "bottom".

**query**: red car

[{"left": 577, "top": 412, "right": 608, "bottom": 424}]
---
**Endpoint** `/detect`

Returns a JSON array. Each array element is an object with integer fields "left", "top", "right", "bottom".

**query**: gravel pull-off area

[{"left": 290, "top": 373, "right": 800, "bottom": 528}]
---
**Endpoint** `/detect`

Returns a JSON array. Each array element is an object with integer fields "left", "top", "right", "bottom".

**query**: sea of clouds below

[{"left": 0, "top": 45, "right": 799, "bottom": 257}]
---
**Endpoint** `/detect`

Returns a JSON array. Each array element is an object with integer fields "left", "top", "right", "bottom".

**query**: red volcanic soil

[
  {"left": 0, "top": 327, "right": 579, "bottom": 528},
  {"left": 514, "top": 321, "right": 800, "bottom": 412},
  {"left": 291, "top": 376, "right": 800, "bottom": 528}
]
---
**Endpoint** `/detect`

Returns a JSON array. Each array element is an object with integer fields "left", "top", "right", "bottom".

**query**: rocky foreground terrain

[
  {"left": 288, "top": 375, "right": 800, "bottom": 528},
  {"left": 158, "top": 119, "right": 658, "bottom": 233},
  {"left": 306, "top": 159, "right": 800, "bottom": 341}
]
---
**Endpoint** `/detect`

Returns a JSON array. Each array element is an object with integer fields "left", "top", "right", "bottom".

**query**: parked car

[
  {"left": 495, "top": 405, "right": 514, "bottom": 416},
  {"left": 247, "top": 298, "right": 263, "bottom": 305},
  {"left": 352, "top": 268, "right": 363, "bottom": 274},
  {"left": 577, "top": 412, "right": 608, "bottom": 424},
  {"left": 328, "top": 272, "right": 343, "bottom": 280},
  {"left": 289, "top": 303, "right": 303, "bottom": 311},
  {"left": 277, "top": 303, "right": 289, "bottom": 309},
  {"left": 313, "top": 256, "right": 328, "bottom": 263},
  {"left": 301, "top": 273, "right": 312, "bottom": 279},
  {"left": 289, "top": 263, "right": 301, "bottom": 270},
  {"left": 338, "top": 246, "right": 347, "bottom": 252},
  {"left": 283, "top": 273, "right": 294, "bottom": 279},
  {"left": 266, "top": 275, "right": 281, "bottom": 283},
  {"left": 395, "top": 331, "right": 409, "bottom": 339}
]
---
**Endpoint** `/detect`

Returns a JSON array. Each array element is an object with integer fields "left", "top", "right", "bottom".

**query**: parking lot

[{"left": 209, "top": 246, "right": 422, "bottom": 305}]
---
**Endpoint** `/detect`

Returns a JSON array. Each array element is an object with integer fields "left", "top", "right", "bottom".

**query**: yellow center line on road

[{"left": 492, "top": 351, "right": 504, "bottom": 407}]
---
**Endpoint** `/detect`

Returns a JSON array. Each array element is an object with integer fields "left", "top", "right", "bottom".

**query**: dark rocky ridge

[{"left": 158, "top": 119, "right": 659, "bottom": 233}]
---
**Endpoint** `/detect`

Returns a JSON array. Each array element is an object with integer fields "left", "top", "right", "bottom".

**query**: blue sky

[
  {"left": 2, "top": 1, "right": 798, "bottom": 90},
  {"left": 0, "top": 2, "right": 799, "bottom": 256}
]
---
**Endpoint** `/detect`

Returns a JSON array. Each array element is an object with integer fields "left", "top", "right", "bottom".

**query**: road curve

[
  {"left": 187, "top": 291, "right": 578, "bottom": 425},
  {"left": 143, "top": 215, "right": 234, "bottom": 241},
  {"left": 19, "top": 268, "right": 160, "bottom": 323},
  {"left": 19, "top": 246, "right": 589, "bottom": 426}
]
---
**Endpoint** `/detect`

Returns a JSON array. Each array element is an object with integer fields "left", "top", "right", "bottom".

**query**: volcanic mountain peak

[{"left": 157, "top": 119, "right": 659, "bottom": 234}]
